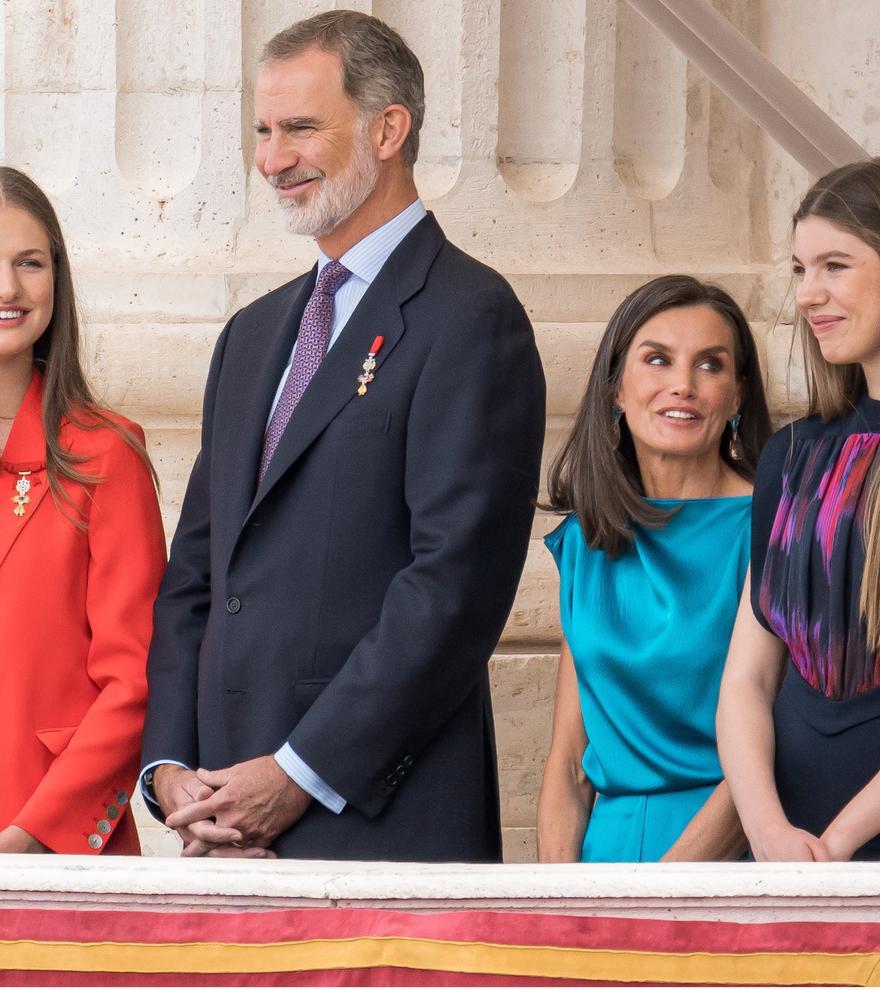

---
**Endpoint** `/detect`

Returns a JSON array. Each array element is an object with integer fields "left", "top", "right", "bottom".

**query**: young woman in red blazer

[{"left": 0, "top": 167, "right": 165, "bottom": 855}]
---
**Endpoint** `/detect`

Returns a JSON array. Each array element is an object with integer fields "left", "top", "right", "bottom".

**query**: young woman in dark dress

[{"left": 718, "top": 158, "right": 880, "bottom": 861}]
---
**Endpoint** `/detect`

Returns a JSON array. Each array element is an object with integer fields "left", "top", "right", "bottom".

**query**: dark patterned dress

[{"left": 751, "top": 392, "right": 880, "bottom": 859}]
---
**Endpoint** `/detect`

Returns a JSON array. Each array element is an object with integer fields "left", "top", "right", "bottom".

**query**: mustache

[{"left": 268, "top": 168, "right": 324, "bottom": 188}]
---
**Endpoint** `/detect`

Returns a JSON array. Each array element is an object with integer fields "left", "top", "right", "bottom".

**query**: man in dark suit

[{"left": 141, "top": 9, "right": 545, "bottom": 862}]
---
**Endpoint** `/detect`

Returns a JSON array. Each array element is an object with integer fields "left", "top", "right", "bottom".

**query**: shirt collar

[{"left": 317, "top": 199, "right": 427, "bottom": 286}]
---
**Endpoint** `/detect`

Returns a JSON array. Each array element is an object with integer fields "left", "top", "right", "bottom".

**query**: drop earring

[
  {"left": 728, "top": 412, "right": 743, "bottom": 461},
  {"left": 612, "top": 405, "right": 623, "bottom": 450}
]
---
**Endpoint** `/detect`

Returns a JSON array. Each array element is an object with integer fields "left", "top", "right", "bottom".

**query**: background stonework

[{"left": 4, "top": 0, "right": 878, "bottom": 859}]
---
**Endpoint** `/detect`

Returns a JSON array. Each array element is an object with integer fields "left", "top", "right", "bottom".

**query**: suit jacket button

[
  {"left": 106, "top": 805, "right": 120, "bottom": 820},
  {"left": 226, "top": 596, "right": 241, "bottom": 614},
  {"left": 97, "top": 819, "right": 112, "bottom": 835},
  {"left": 402, "top": 755, "right": 414, "bottom": 768},
  {"left": 116, "top": 791, "right": 129, "bottom": 806},
  {"left": 88, "top": 833, "right": 103, "bottom": 850}
]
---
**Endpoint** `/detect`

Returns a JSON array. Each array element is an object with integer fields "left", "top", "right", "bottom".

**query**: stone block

[
  {"left": 142, "top": 427, "right": 202, "bottom": 539},
  {"left": 501, "top": 827, "right": 536, "bottom": 864},
  {"left": 497, "top": 0, "right": 584, "bottom": 202},
  {"left": 115, "top": 92, "right": 204, "bottom": 198},
  {"left": 491, "top": 653, "right": 557, "bottom": 829},
  {"left": 376, "top": 0, "right": 463, "bottom": 200},
  {"left": 82, "top": 323, "right": 218, "bottom": 418},
  {"left": 534, "top": 323, "right": 601, "bottom": 417},
  {"left": 229, "top": 271, "right": 300, "bottom": 313},
  {"left": 131, "top": 789, "right": 181, "bottom": 857},
  {"left": 508, "top": 272, "right": 773, "bottom": 324},
  {"left": 613, "top": 0, "right": 687, "bottom": 201},
  {"left": 116, "top": 1, "right": 205, "bottom": 91},
  {"left": 490, "top": 654, "right": 557, "bottom": 767},
  {"left": 499, "top": 767, "right": 544, "bottom": 830},
  {"left": 500, "top": 541, "right": 560, "bottom": 646},
  {"left": 764, "top": 320, "right": 809, "bottom": 421},
  {"left": 5, "top": 0, "right": 84, "bottom": 92},
  {"left": 5, "top": 93, "right": 83, "bottom": 194},
  {"left": 78, "top": 274, "right": 228, "bottom": 323}
]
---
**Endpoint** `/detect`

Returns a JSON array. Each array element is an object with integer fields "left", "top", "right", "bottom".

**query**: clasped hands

[
  {"left": 749, "top": 820, "right": 856, "bottom": 862},
  {"left": 154, "top": 756, "right": 311, "bottom": 858}
]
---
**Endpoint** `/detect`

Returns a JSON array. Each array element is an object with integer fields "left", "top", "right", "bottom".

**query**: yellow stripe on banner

[{"left": 0, "top": 937, "right": 878, "bottom": 986}]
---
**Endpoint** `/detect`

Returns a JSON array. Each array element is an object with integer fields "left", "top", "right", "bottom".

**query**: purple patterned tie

[{"left": 259, "top": 260, "right": 351, "bottom": 481}]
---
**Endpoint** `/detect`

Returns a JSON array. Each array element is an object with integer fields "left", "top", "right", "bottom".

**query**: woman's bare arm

[
  {"left": 716, "top": 571, "right": 829, "bottom": 861},
  {"left": 661, "top": 779, "right": 747, "bottom": 861},
  {"left": 537, "top": 639, "right": 594, "bottom": 862},
  {"left": 822, "top": 770, "right": 880, "bottom": 859}
]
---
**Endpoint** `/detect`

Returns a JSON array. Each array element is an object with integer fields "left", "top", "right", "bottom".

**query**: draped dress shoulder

[{"left": 546, "top": 497, "right": 750, "bottom": 862}]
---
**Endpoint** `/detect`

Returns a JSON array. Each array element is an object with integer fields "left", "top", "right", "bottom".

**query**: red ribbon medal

[{"left": 357, "top": 336, "right": 385, "bottom": 396}]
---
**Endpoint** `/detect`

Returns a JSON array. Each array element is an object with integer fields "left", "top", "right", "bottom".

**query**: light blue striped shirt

[
  {"left": 140, "top": 199, "right": 427, "bottom": 819},
  {"left": 273, "top": 198, "right": 427, "bottom": 814}
]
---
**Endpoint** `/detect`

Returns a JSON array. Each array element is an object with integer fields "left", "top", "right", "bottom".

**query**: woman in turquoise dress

[{"left": 537, "top": 275, "right": 772, "bottom": 862}]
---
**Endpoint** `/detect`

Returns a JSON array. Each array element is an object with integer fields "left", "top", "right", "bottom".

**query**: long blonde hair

[{"left": 793, "top": 158, "right": 880, "bottom": 649}]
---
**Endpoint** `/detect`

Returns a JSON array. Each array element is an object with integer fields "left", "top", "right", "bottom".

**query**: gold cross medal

[
  {"left": 11, "top": 471, "right": 31, "bottom": 517},
  {"left": 357, "top": 335, "right": 385, "bottom": 396}
]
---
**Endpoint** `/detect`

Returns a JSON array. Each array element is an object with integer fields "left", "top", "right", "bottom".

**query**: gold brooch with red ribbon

[{"left": 357, "top": 336, "right": 385, "bottom": 396}]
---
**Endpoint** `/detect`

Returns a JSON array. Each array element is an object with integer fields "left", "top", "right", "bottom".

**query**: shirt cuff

[
  {"left": 139, "top": 759, "right": 190, "bottom": 806},
  {"left": 274, "top": 744, "right": 346, "bottom": 814}
]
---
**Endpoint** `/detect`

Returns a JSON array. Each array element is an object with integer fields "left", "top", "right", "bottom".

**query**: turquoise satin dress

[{"left": 545, "top": 497, "right": 751, "bottom": 862}]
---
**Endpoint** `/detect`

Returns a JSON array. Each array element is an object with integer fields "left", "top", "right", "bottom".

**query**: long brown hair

[
  {"left": 546, "top": 275, "right": 772, "bottom": 556},
  {"left": 793, "top": 158, "right": 880, "bottom": 648},
  {"left": 0, "top": 167, "right": 156, "bottom": 511}
]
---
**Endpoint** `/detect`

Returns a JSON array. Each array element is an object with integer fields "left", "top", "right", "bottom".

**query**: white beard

[{"left": 271, "top": 124, "right": 380, "bottom": 239}]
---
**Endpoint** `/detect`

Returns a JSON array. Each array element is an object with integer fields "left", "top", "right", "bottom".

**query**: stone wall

[{"left": 4, "top": 0, "right": 879, "bottom": 858}]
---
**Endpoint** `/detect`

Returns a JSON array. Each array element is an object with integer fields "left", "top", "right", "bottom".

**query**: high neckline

[
  {"left": 645, "top": 494, "right": 752, "bottom": 506},
  {"left": 856, "top": 390, "right": 880, "bottom": 426}
]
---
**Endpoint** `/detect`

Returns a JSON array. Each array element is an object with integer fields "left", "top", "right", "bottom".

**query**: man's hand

[
  {"left": 181, "top": 839, "right": 278, "bottom": 859},
  {"left": 0, "top": 826, "right": 46, "bottom": 854},
  {"left": 153, "top": 763, "right": 214, "bottom": 818},
  {"left": 153, "top": 763, "right": 270, "bottom": 857},
  {"left": 165, "top": 755, "right": 311, "bottom": 854}
]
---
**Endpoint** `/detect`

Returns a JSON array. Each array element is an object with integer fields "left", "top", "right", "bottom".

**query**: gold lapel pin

[{"left": 357, "top": 335, "right": 385, "bottom": 396}]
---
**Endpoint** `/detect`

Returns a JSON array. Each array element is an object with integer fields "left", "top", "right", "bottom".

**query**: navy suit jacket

[{"left": 142, "top": 214, "right": 546, "bottom": 861}]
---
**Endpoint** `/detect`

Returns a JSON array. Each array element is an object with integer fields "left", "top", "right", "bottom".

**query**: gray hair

[{"left": 262, "top": 10, "right": 425, "bottom": 168}]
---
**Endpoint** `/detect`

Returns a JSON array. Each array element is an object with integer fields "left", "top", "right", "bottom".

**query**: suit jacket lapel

[
  {"left": 248, "top": 213, "right": 445, "bottom": 521},
  {"left": 0, "top": 370, "right": 50, "bottom": 568},
  {"left": 214, "top": 268, "right": 316, "bottom": 564}
]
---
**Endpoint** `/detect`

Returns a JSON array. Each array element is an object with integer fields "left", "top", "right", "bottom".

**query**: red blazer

[{"left": 0, "top": 371, "right": 165, "bottom": 854}]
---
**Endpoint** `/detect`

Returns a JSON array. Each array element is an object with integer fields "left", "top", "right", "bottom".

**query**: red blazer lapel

[{"left": 0, "top": 370, "right": 50, "bottom": 568}]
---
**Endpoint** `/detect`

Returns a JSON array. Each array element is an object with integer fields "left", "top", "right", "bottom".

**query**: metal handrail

[{"left": 624, "top": 0, "right": 869, "bottom": 175}]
